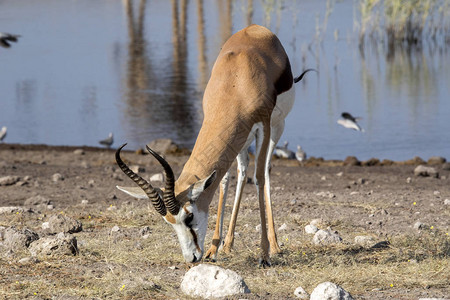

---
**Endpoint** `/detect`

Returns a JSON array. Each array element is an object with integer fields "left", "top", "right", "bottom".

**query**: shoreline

[{"left": 1, "top": 142, "right": 447, "bottom": 168}]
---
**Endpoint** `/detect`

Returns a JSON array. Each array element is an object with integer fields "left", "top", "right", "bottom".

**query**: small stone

[
  {"left": 289, "top": 199, "right": 297, "bottom": 205},
  {"left": 321, "top": 176, "right": 327, "bottom": 181},
  {"left": 111, "top": 225, "right": 121, "bottom": 233},
  {"left": 444, "top": 199, "right": 450, "bottom": 205},
  {"left": 336, "top": 172, "right": 343, "bottom": 177},
  {"left": 294, "top": 286, "right": 309, "bottom": 299},
  {"left": 3, "top": 227, "right": 39, "bottom": 250},
  {"left": 81, "top": 199, "right": 89, "bottom": 205},
  {"left": 278, "top": 223, "right": 288, "bottom": 231},
  {"left": 413, "top": 221, "right": 425, "bottom": 230},
  {"left": 427, "top": 156, "right": 446, "bottom": 165},
  {"left": 305, "top": 224, "right": 319, "bottom": 234},
  {"left": 406, "top": 177, "right": 412, "bottom": 183},
  {"left": 52, "top": 173, "right": 64, "bottom": 182},
  {"left": 357, "top": 178, "right": 366, "bottom": 184},
  {"left": 130, "top": 165, "right": 145, "bottom": 174},
  {"left": 255, "top": 224, "right": 262, "bottom": 232},
  {"left": 147, "top": 139, "right": 180, "bottom": 155},
  {"left": 0, "top": 206, "right": 26, "bottom": 214},
  {"left": 310, "top": 282, "right": 354, "bottom": 300},
  {"left": 354, "top": 236, "right": 375, "bottom": 248},
  {"left": 343, "top": 156, "right": 360, "bottom": 166},
  {"left": 150, "top": 173, "right": 164, "bottom": 182},
  {"left": 313, "top": 229, "right": 342, "bottom": 245},
  {"left": 18, "top": 257, "right": 40, "bottom": 264},
  {"left": 29, "top": 233, "right": 78, "bottom": 256},
  {"left": 107, "top": 205, "right": 117, "bottom": 211},
  {"left": 24, "top": 195, "right": 51, "bottom": 211},
  {"left": 433, "top": 190, "right": 441, "bottom": 196},
  {"left": 350, "top": 191, "right": 359, "bottom": 196},
  {"left": 140, "top": 226, "right": 151, "bottom": 236},
  {"left": 0, "top": 175, "right": 20, "bottom": 186},
  {"left": 88, "top": 179, "right": 95, "bottom": 187},
  {"left": 73, "top": 149, "right": 85, "bottom": 155},
  {"left": 414, "top": 165, "right": 438, "bottom": 178},
  {"left": 45, "top": 214, "right": 83, "bottom": 234}
]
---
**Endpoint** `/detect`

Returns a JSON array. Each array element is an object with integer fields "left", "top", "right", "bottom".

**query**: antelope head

[{"left": 115, "top": 144, "right": 216, "bottom": 262}]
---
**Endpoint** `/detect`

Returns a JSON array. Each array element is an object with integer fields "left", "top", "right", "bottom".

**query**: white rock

[
  {"left": 313, "top": 229, "right": 342, "bottom": 246},
  {"left": 413, "top": 221, "right": 425, "bottom": 230},
  {"left": 45, "top": 214, "right": 83, "bottom": 234},
  {"left": 433, "top": 190, "right": 441, "bottom": 196},
  {"left": 0, "top": 206, "right": 25, "bottom": 214},
  {"left": 444, "top": 199, "right": 450, "bottom": 205},
  {"left": 111, "top": 225, "right": 121, "bottom": 233},
  {"left": 0, "top": 175, "right": 20, "bottom": 186},
  {"left": 414, "top": 165, "right": 438, "bottom": 178},
  {"left": 354, "top": 236, "right": 375, "bottom": 247},
  {"left": 150, "top": 173, "right": 164, "bottom": 182},
  {"left": 52, "top": 173, "right": 64, "bottom": 182},
  {"left": 130, "top": 165, "right": 145, "bottom": 174},
  {"left": 81, "top": 199, "right": 89, "bottom": 205},
  {"left": 180, "top": 264, "right": 250, "bottom": 298},
  {"left": 41, "top": 222, "right": 50, "bottom": 230},
  {"left": 278, "top": 223, "right": 288, "bottom": 231},
  {"left": 73, "top": 149, "right": 85, "bottom": 155},
  {"left": 29, "top": 233, "right": 78, "bottom": 256},
  {"left": 255, "top": 224, "right": 262, "bottom": 232},
  {"left": 310, "top": 282, "right": 354, "bottom": 300},
  {"left": 294, "top": 286, "right": 309, "bottom": 299},
  {"left": 305, "top": 224, "right": 319, "bottom": 234}
]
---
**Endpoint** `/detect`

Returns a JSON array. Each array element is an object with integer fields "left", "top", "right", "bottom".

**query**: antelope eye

[{"left": 185, "top": 213, "right": 194, "bottom": 227}]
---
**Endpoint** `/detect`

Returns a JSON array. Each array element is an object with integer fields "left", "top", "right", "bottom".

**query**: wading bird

[
  {"left": 337, "top": 112, "right": 364, "bottom": 132},
  {"left": 99, "top": 133, "right": 114, "bottom": 148},
  {"left": 0, "top": 126, "right": 7, "bottom": 142}
]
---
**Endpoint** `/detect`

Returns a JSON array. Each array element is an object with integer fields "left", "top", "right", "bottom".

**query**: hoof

[{"left": 258, "top": 257, "right": 272, "bottom": 268}]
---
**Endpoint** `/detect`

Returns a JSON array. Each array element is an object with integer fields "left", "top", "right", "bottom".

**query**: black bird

[{"left": 0, "top": 32, "right": 20, "bottom": 48}]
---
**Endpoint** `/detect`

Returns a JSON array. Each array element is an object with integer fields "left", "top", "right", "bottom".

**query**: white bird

[
  {"left": 337, "top": 112, "right": 364, "bottom": 132},
  {"left": 274, "top": 141, "right": 295, "bottom": 159},
  {"left": 295, "top": 145, "right": 307, "bottom": 162},
  {"left": 99, "top": 132, "right": 113, "bottom": 148},
  {"left": 0, "top": 126, "right": 7, "bottom": 142},
  {"left": 0, "top": 32, "right": 20, "bottom": 48}
]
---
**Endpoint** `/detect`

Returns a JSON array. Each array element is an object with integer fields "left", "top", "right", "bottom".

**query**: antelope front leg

[
  {"left": 255, "top": 122, "right": 271, "bottom": 266},
  {"left": 205, "top": 172, "right": 230, "bottom": 261},
  {"left": 222, "top": 151, "right": 249, "bottom": 253},
  {"left": 265, "top": 121, "right": 285, "bottom": 255}
]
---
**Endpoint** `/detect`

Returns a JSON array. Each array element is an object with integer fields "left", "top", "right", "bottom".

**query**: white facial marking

[{"left": 169, "top": 203, "right": 208, "bottom": 263}]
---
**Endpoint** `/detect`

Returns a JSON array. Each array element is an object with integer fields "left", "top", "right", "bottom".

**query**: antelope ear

[
  {"left": 116, "top": 186, "right": 149, "bottom": 199},
  {"left": 189, "top": 171, "right": 217, "bottom": 201},
  {"left": 117, "top": 186, "right": 163, "bottom": 199}
]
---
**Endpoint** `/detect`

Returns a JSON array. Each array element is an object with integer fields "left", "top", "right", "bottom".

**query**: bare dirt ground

[{"left": 0, "top": 143, "right": 449, "bottom": 299}]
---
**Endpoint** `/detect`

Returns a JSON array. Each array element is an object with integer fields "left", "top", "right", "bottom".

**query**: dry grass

[{"left": 1, "top": 202, "right": 448, "bottom": 299}]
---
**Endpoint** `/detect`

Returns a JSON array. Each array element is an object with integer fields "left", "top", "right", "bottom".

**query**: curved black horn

[
  {"left": 294, "top": 68, "right": 317, "bottom": 83},
  {"left": 115, "top": 144, "right": 167, "bottom": 216},
  {"left": 146, "top": 145, "right": 180, "bottom": 215}
]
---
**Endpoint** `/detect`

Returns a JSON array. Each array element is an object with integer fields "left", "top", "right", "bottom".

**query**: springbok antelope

[{"left": 115, "top": 24, "right": 312, "bottom": 265}]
